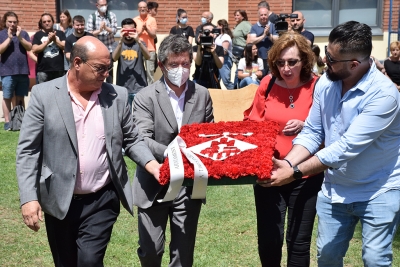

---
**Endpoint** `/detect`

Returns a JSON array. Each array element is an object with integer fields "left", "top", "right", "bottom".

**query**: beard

[
  {"left": 325, "top": 65, "right": 351, "bottom": 81},
  {"left": 293, "top": 24, "right": 304, "bottom": 33}
]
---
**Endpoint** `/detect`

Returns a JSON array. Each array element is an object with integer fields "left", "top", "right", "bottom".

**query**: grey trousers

[{"left": 137, "top": 186, "right": 202, "bottom": 267}]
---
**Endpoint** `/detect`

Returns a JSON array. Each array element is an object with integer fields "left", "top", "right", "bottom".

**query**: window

[
  {"left": 293, "top": 0, "right": 383, "bottom": 36},
  {"left": 59, "top": 0, "right": 140, "bottom": 30}
]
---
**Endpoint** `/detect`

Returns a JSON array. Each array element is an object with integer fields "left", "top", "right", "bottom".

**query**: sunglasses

[
  {"left": 325, "top": 46, "right": 361, "bottom": 64},
  {"left": 84, "top": 61, "right": 113, "bottom": 74},
  {"left": 275, "top": 59, "right": 301, "bottom": 68}
]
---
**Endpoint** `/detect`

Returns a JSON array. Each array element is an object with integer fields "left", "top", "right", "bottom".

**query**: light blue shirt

[{"left": 294, "top": 61, "right": 400, "bottom": 203}]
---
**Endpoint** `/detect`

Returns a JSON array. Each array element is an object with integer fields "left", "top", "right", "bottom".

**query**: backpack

[{"left": 9, "top": 103, "right": 25, "bottom": 131}]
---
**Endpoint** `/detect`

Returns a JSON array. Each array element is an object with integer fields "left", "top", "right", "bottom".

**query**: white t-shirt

[
  {"left": 238, "top": 58, "right": 264, "bottom": 80},
  {"left": 215, "top": 34, "right": 232, "bottom": 53}
]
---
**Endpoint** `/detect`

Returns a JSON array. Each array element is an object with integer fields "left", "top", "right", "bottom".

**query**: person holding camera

[
  {"left": 248, "top": 7, "right": 278, "bottom": 76},
  {"left": 112, "top": 18, "right": 149, "bottom": 110},
  {"left": 290, "top": 11, "right": 314, "bottom": 46},
  {"left": 193, "top": 23, "right": 224, "bottom": 89}
]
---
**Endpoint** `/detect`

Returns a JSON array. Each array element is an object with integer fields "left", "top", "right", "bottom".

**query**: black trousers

[
  {"left": 254, "top": 172, "right": 324, "bottom": 267},
  {"left": 45, "top": 182, "right": 120, "bottom": 267}
]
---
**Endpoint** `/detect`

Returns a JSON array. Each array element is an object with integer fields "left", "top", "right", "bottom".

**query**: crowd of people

[{"left": 2, "top": 0, "right": 400, "bottom": 267}]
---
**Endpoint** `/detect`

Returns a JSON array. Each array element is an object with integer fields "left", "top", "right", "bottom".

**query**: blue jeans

[
  {"left": 316, "top": 190, "right": 400, "bottom": 267},
  {"left": 219, "top": 54, "right": 234, "bottom": 89},
  {"left": 239, "top": 77, "right": 260, "bottom": 88}
]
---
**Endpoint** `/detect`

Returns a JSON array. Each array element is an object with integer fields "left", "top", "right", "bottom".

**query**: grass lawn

[{"left": 2, "top": 123, "right": 400, "bottom": 266}]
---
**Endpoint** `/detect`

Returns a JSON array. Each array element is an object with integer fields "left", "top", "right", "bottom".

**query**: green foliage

[{"left": 1, "top": 123, "right": 400, "bottom": 266}]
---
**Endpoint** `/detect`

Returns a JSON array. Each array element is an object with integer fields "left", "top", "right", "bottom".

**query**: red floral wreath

[{"left": 159, "top": 121, "right": 280, "bottom": 185}]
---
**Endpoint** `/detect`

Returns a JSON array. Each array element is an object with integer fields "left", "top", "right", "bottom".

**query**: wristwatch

[{"left": 293, "top": 166, "right": 303, "bottom": 180}]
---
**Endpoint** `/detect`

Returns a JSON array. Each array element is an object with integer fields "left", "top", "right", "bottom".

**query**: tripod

[{"left": 198, "top": 50, "right": 221, "bottom": 89}]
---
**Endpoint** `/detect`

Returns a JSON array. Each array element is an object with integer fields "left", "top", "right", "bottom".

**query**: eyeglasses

[
  {"left": 275, "top": 59, "right": 301, "bottom": 68},
  {"left": 84, "top": 61, "right": 113, "bottom": 74},
  {"left": 325, "top": 46, "right": 361, "bottom": 64}
]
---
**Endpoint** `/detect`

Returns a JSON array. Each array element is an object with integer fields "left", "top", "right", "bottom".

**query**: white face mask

[
  {"left": 99, "top": 6, "right": 107, "bottom": 13},
  {"left": 164, "top": 65, "right": 190, "bottom": 87},
  {"left": 201, "top": 17, "right": 207, "bottom": 24}
]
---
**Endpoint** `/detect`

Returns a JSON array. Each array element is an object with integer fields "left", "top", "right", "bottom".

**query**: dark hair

[
  {"left": 147, "top": 1, "right": 159, "bottom": 10},
  {"left": 258, "top": 1, "right": 270, "bottom": 9},
  {"left": 158, "top": 34, "right": 193, "bottom": 65},
  {"left": 72, "top": 15, "right": 85, "bottom": 24},
  {"left": 217, "top": 19, "right": 233, "bottom": 39},
  {"left": 312, "top": 45, "right": 325, "bottom": 67},
  {"left": 176, "top": 8, "right": 186, "bottom": 23},
  {"left": 268, "top": 32, "right": 314, "bottom": 82},
  {"left": 244, "top": 43, "right": 258, "bottom": 69},
  {"left": 234, "top": 10, "right": 248, "bottom": 21},
  {"left": 70, "top": 42, "right": 89, "bottom": 63},
  {"left": 40, "top": 13, "right": 54, "bottom": 23},
  {"left": 328, "top": 21, "right": 372, "bottom": 60},
  {"left": 60, "top": 9, "right": 72, "bottom": 27},
  {"left": 202, "top": 22, "right": 214, "bottom": 31},
  {"left": 1, "top": 11, "right": 18, "bottom": 29},
  {"left": 121, "top": 18, "right": 136, "bottom": 27}
]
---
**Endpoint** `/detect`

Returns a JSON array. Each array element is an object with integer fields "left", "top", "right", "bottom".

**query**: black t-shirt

[
  {"left": 301, "top": 30, "right": 314, "bottom": 46},
  {"left": 384, "top": 59, "right": 400, "bottom": 85},
  {"left": 170, "top": 25, "right": 195, "bottom": 41},
  {"left": 33, "top": 30, "right": 66, "bottom": 72},
  {"left": 193, "top": 45, "right": 224, "bottom": 86},
  {"left": 65, "top": 32, "right": 94, "bottom": 53}
]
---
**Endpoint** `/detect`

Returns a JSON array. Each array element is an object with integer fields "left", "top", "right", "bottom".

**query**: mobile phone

[{"left": 123, "top": 29, "right": 136, "bottom": 36}]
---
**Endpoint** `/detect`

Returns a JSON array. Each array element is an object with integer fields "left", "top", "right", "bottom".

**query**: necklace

[{"left": 283, "top": 80, "right": 300, "bottom": 109}]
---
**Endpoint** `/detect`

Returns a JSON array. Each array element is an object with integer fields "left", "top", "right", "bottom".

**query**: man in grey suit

[
  {"left": 133, "top": 34, "right": 214, "bottom": 267},
  {"left": 16, "top": 36, "right": 161, "bottom": 267}
]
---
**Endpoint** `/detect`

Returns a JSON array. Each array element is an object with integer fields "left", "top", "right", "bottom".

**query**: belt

[{"left": 72, "top": 182, "right": 113, "bottom": 201}]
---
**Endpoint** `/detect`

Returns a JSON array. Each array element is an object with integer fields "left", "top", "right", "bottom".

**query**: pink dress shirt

[{"left": 68, "top": 83, "right": 110, "bottom": 194}]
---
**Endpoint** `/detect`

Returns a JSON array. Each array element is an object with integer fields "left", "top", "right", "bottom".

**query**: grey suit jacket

[
  {"left": 16, "top": 76, "right": 155, "bottom": 220},
  {"left": 132, "top": 77, "right": 214, "bottom": 209}
]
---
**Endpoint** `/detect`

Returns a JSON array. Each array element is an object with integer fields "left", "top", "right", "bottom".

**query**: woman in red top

[{"left": 244, "top": 32, "right": 324, "bottom": 267}]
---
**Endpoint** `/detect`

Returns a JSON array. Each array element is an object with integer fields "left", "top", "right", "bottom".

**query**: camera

[
  {"left": 199, "top": 28, "right": 221, "bottom": 46},
  {"left": 199, "top": 29, "right": 213, "bottom": 46},
  {"left": 275, "top": 13, "right": 298, "bottom": 33}
]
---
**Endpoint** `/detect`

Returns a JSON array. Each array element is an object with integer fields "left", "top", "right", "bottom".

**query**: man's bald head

[
  {"left": 202, "top": 11, "right": 213, "bottom": 23},
  {"left": 292, "top": 11, "right": 304, "bottom": 20},
  {"left": 290, "top": 10, "right": 306, "bottom": 32},
  {"left": 70, "top": 36, "right": 109, "bottom": 64}
]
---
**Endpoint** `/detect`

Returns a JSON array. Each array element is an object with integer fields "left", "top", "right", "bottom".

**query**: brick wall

[
  {"left": 0, "top": 0, "right": 57, "bottom": 32},
  {"left": 383, "top": 0, "right": 399, "bottom": 32},
  {"left": 228, "top": 0, "right": 293, "bottom": 25},
  {"left": 155, "top": 0, "right": 210, "bottom": 33},
  {"left": 0, "top": 0, "right": 396, "bottom": 33}
]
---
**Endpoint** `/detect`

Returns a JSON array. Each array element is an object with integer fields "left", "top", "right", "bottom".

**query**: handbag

[{"left": 232, "top": 45, "right": 245, "bottom": 59}]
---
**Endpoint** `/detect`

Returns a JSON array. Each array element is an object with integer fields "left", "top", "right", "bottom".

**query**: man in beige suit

[
  {"left": 133, "top": 34, "right": 213, "bottom": 267},
  {"left": 16, "top": 36, "right": 160, "bottom": 267}
]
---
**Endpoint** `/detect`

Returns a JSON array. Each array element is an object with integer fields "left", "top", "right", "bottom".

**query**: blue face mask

[
  {"left": 180, "top": 18, "right": 188, "bottom": 25},
  {"left": 201, "top": 17, "right": 207, "bottom": 24}
]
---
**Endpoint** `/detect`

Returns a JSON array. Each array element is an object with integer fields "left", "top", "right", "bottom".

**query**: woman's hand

[
  {"left": 255, "top": 70, "right": 263, "bottom": 79},
  {"left": 282, "top": 119, "right": 304, "bottom": 136}
]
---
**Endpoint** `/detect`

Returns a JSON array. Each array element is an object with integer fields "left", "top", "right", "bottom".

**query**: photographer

[
  {"left": 112, "top": 18, "right": 150, "bottom": 110},
  {"left": 248, "top": 7, "right": 278, "bottom": 76},
  {"left": 193, "top": 23, "right": 224, "bottom": 89}
]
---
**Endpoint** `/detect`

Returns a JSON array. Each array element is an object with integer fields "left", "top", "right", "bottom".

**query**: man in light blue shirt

[{"left": 266, "top": 21, "right": 400, "bottom": 266}]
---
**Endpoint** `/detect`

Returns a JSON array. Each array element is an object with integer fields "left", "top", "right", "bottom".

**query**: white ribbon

[
  {"left": 158, "top": 137, "right": 185, "bottom": 202},
  {"left": 159, "top": 136, "right": 209, "bottom": 202},
  {"left": 176, "top": 136, "right": 209, "bottom": 199}
]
